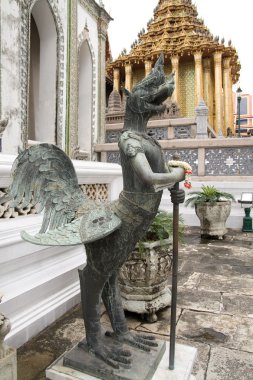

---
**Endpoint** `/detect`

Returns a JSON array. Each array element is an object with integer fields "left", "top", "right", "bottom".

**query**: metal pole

[
  {"left": 237, "top": 89, "right": 242, "bottom": 138},
  {"left": 169, "top": 181, "right": 179, "bottom": 370},
  {"left": 238, "top": 96, "right": 241, "bottom": 138}
]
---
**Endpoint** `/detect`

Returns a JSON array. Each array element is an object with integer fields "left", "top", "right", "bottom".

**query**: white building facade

[{"left": 0, "top": 0, "right": 111, "bottom": 159}]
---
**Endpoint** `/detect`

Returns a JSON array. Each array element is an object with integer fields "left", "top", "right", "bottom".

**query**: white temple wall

[
  {"left": 0, "top": 0, "right": 109, "bottom": 155},
  {"left": 29, "top": 16, "right": 40, "bottom": 140},
  {"left": 78, "top": 41, "right": 93, "bottom": 153},
  {"left": 53, "top": 0, "right": 68, "bottom": 150},
  {"left": 78, "top": 2, "right": 99, "bottom": 155},
  {"left": 77, "top": 3, "right": 99, "bottom": 64},
  {"left": 30, "top": 0, "right": 57, "bottom": 144},
  {"left": 1, "top": 1, "right": 21, "bottom": 154},
  {"left": 0, "top": 0, "right": 69, "bottom": 153}
]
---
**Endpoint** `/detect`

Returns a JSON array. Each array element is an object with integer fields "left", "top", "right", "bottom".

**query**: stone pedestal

[
  {"left": 46, "top": 342, "right": 197, "bottom": 380},
  {"left": 195, "top": 100, "right": 208, "bottom": 139},
  {"left": 0, "top": 348, "right": 17, "bottom": 380}
]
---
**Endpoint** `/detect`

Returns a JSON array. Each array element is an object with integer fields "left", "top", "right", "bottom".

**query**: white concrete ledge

[
  {"left": 0, "top": 153, "right": 123, "bottom": 189},
  {"left": 0, "top": 214, "right": 85, "bottom": 348}
]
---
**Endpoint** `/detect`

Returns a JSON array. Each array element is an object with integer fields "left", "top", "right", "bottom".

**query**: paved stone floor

[{"left": 17, "top": 227, "right": 253, "bottom": 380}]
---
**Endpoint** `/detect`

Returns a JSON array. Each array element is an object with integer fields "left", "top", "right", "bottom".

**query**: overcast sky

[{"left": 101, "top": 0, "right": 253, "bottom": 94}]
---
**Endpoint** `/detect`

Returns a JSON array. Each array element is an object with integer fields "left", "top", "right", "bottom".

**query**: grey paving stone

[
  {"left": 180, "top": 242, "right": 253, "bottom": 269},
  {"left": 178, "top": 271, "right": 193, "bottom": 286},
  {"left": 182, "top": 272, "right": 253, "bottom": 296},
  {"left": 136, "top": 307, "right": 182, "bottom": 336},
  {"left": 177, "top": 310, "right": 253, "bottom": 352},
  {"left": 222, "top": 294, "right": 253, "bottom": 318},
  {"left": 180, "top": 258, "right": 253, "bottom": 278},
  {"left": 206, "top": 346, "right": 253, "bottom": 380},
  {"left": 177, "top": 288, "right": 221, "bottom": 313}
]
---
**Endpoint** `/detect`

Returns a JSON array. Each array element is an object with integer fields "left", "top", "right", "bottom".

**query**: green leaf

[
  {"left": 137, "top": 210, "right": 185, "bottom": 253},
  {"left": 185, "top": 185, "right": 235, "bottom": 207}
]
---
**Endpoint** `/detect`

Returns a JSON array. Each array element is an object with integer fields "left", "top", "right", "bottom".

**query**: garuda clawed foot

[
  {"left": 105, "top": 330, "right": 158, "bottom": 352},
  {"left": 79, "top": 340, "right": 131, "bottom": 369}
]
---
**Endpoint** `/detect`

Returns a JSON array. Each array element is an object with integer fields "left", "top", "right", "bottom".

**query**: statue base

[
  {"left": 46, "top": 339, "right": 197, "bottom": 380},
  {"left": 64, "top": 335, "right": 165, "bottom": 380}
]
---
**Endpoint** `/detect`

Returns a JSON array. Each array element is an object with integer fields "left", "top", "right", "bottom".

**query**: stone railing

[
  {"left": 105, "top": 100, "right": 217, "bottom": 143},
  {"left": 106, "top": 117, "right": 197, "bottom": 144},
  {"left": 95, "top": 137, "right": 253, "bottom": 179}
]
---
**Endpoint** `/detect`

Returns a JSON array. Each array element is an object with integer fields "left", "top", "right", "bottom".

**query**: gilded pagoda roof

[{"left": 108, "top": 0, "right": 240, "bottom": 83}]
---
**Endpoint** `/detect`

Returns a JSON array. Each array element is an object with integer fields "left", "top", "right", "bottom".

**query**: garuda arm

[{"left": 0, "top": 144, "right": 121, "bottom": 246}]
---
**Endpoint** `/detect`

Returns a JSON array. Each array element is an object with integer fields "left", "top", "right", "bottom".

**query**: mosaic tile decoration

[
  {"left": 164, "top": 149, "right": 198, "bottom": 175},
  {"left": 205, "top": 147, "right": 253, "bottom": 176}
]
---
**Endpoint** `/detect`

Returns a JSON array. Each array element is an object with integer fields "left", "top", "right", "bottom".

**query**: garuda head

[{"left": 124, "top": 53, "right": 175, "bottom": 126}]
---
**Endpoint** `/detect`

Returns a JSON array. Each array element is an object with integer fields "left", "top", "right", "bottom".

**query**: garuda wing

[{"left": 0, "top": 144, "right": 121, "bottom": 246}]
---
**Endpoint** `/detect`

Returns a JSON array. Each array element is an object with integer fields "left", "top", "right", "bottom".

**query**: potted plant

[
  {"left": 185, "top": 185, "right": 235, "bottom": 239},
  {"left": 119, "top": 211, "right": 184, "bottom": 322}
]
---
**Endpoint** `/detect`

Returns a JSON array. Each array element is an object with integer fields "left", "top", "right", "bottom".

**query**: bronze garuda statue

[{"left": 0, "top": 53, "right": 185, "bottom": 369}]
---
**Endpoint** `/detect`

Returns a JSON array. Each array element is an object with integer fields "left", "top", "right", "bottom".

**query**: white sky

[{"left": 101, "top": 0, "right": 253, "bottom": 94}]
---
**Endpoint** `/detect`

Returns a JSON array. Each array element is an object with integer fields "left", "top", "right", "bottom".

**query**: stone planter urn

[
  {"left": 195, "top": 201, "right": 232, "bottom": 239},
  {"left": 119, "top": 238, "right": 172, "bottom": 323}
]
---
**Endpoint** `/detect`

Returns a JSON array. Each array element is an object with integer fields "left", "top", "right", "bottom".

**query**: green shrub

[
  {"left": 137, "top": 210, "right": 184, "bottom": 253},
  {"left": 185, "top": 185, "right": 235, "bottom": 207}
]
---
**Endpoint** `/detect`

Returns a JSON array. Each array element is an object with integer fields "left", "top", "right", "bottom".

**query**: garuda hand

[{"left": 170, "top": 188, "right": 185, "bottom": 204}]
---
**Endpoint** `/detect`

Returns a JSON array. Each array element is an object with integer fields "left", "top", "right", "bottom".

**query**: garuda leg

[
  {"left": 79, "top": 265, "right": 131, "bottom": 369},
  {"left": 102, "top": 272, "right": 158, "bottom": 352}
]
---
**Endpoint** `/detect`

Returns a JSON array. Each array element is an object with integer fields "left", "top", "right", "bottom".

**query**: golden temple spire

[{"left": 108, "top": 0, "right": 240, "bottom": 84}]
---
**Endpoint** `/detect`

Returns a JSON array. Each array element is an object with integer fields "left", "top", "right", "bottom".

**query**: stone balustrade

[
  {"left": 106, "top": 117, "right": 197, "bottom": 144},
  {"left": 95, "top": 137, "right": 253, "bottom": 179}
]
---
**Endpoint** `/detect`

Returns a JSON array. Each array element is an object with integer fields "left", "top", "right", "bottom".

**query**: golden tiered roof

[{"left": 108, "top": 0, "right": 240, "bottom": 83}]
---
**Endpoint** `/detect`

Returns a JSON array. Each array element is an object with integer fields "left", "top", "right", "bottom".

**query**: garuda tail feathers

[{"left": 21, "top": 205, "right": 121, "bottom": 246}]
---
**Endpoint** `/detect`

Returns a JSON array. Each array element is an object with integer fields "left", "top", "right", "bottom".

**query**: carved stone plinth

[
  {"left": 0, "top": 347, "right": 17, "bottom": 380},
  {"left": 119, "top": 239, "right": 172, "bottom": 322}
]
